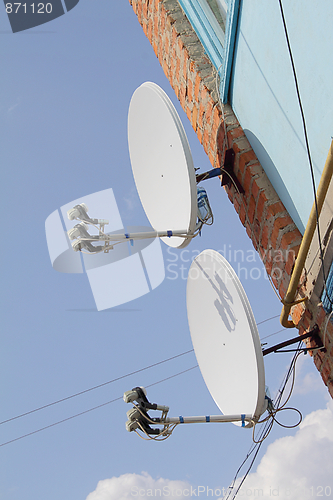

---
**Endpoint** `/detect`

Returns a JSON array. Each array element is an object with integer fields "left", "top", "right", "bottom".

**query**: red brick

[
  {"left": 248, "top": 195, "right": 256, "bottom": 224},
  {"left": 194, "top": 74, "right": 200, "bottom": 101},
  {"left": 130, "top": 0, "right": 333, "bottom": 399},
  {"left": 256, "top": 192, "right": 267, "bottom": 222},
  {"left": 196, "top": 128, "right": 203, "bottom": 145},
  {"left": 137, "top": 1, "right": 142, "bottom": 24},
  {"left": 233, "top": 195, "right": 241, "bottom": 215},
  {"left": 284, "top": 248, "right": 296, "bottom": 276},
  {"left": 252, "top": 219, "right": 261, "bottom": 245},
  {"left": 192, "top": 105, "right": 198, "bottom": 131},
  {"left": 314, "top": 351, "right": 324, "bottom": 370},
  {"left": 260, "top": 222, "right": 271, "bottom": 250},
  {"left": 291, "top": 304, "right": 304, "bottom": 325},
  {"left": 160, "top": 7, "right": 166, "bottom": 32},
  {"left": 213, "top": 107, "right": 221, "bottom": 130},
  {"left": 259, "top": 246, "right": 267, "bottom": 262},
  {"left": 279, "top": 276, "right": 289, "bottom": 298},
  {"left": 239, "top": 203, "right": 246, "bottom": 226},
  {"left": 321, "top": 359, "right": 332, "bottom": 385},
  {"left": 268, "top": 201, "right": 285, "bottom": 217},
  {"left": 280, "top": 228, "right": 302, "bottom": 249},
  {"left": 179, "top": 84, "right": 186, "bottom": 108},
  {"left": 201, "top": 85, "right": 208, "bottom": 101},
  {"left": 328, "top": 379, "right": 333, "bottom": 399},
  {"left": 251, "top": 178, "right": 261, "bottom": 201},
  {"left": 162, "top": 60, "right": 169, "bottom": 78},
  {"left": 202, "top": 129, "right": 209, "bottom": 153},
  {"left": 227, "top": 127, "right": 245, "bottom": 142},
  {"left": 143, "top": 0, "right": 148, "bottom": 19},
  {"left": 209, "top": 133, "right": 217, "bottom": 156},
  {"left": 208, "top": 150, "right": 215, "bottom": 167},
  {"left": 205, "top": 100, "right": 213, "bottom": 126},
  {"left": 186, "top": 104, "right": 191, "bottom": 122},
  {"left": 271, "top": 216, "right": 293, "bottom": 248},
  {"left": 216, "top": 124, "right": 225, "bottom": 152},
  {"left": 316, "top": 306, "right": 327, "bottom": 329},
  {"left": 187, "top": 79, "right": 193, "bottom": 103},
  {"left": 238, "top": 151, "right": 257, "bottom": 179},
  {"left": 183, "top": 51, "right": 189, "bottom": 80},
  {"left": 147, "top": 18, "right": 153, "bottom": 41},
  {"left": 198, "top": 102, "right": 205, "bottom": 128},
  {"left": 244, "top": 167, "right": 256, "bottom": 192}
]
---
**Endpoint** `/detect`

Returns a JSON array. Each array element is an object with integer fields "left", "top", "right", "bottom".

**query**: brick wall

[{"left": 128, "top": 0, "right": 333, "bottom": 398}]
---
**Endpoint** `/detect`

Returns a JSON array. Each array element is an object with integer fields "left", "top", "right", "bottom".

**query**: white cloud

[
  {"left": 86, "top": 472, "right": 193, "bottom": 500},
  {"left": 237, "top": 402, "right": 333, "bottom": 499},
  {"left": 292, "top": 354, "right": 327, "bottom": 395},
  {"left": 86, "top": 405, "right": 333, "bottom": 500}
]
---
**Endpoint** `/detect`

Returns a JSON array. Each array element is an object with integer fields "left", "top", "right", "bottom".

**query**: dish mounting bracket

[
  {"left": 195, "top": 149, "right": 245, "bottom": 194},
  {"left": 262, "top": 325, "right": 326, "bottom": 355}
]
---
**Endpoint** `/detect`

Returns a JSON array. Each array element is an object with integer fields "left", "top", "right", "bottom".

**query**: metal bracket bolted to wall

[
  {"left": 195, "top": 148, "right": 245, "bottom": 194},
  {"left": 262, "top": 325, "right": 326, "bottom": 356}
]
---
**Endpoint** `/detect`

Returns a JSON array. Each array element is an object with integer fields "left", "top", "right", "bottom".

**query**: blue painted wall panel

[{"left": 230, "top": 0, "right": 333, "bottom": 233}]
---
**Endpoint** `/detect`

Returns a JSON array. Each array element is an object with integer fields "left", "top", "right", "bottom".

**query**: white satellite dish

[
  {"left": 128, "top": 82, "right": 198, "bottom": 249},
  {"left": 186, "top": 249, "right": 266, "bottom": 426}
]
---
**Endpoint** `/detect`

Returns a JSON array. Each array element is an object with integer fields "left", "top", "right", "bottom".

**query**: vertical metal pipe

[{"left": 280, "top": 140, "right": 333, "bottom": 328}]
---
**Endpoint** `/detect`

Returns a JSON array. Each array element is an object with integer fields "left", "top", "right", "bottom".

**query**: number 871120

[{"left": 5, "top": 3, "right": 53, "bottom": 14}]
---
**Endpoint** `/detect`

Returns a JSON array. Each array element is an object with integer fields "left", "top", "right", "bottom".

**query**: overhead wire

[
  {"left": 0, "top": 310, "right": 285, "bottom": 447},
  {"left": 278, "top": 0, "right": 333, "bottom": 311},
  {"left": 0, "top": 349, "right": 194, "bottom": 426},
  {"left": 224, "top": 346, "right": 303, "bottom": 500},
  {"left": 1, "top": 308, "right": 282, "bottom": 428},
  {"left": 256, "top": 314, "right": 280, "bottom": 326},
  {"left": 0, "top": 366, "right": 198, "bottom": 448}
]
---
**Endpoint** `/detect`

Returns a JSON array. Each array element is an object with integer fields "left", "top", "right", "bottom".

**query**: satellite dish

[
  {"left": 128, "top": 82, "right": 198, "bottom": 249},
  {"left": 186, "top": 249, "right": 266, "bottom": 426}
]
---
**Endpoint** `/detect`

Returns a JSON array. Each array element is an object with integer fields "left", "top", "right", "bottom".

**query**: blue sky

[{"left": 1, "top": 2, "right": 332, "bottom": 500}]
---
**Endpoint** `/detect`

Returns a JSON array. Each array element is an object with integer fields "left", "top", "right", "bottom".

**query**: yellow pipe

[{"left": 280, "top": 140, "right": 333, "bottom": 328}]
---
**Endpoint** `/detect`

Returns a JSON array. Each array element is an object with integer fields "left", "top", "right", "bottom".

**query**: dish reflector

[
  {"left": 128, "top": 82, "right": 197, "bottom": 249},
  {"left": 186, "top": 250, "right": 265, "bottom": 425}
]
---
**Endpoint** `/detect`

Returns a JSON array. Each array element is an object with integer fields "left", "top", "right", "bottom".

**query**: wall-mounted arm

[{"left": 123, "top": 387, "right": 255, "bottom": 440}]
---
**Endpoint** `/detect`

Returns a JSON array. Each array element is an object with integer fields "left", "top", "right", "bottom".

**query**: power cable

[
  {"left": 256, "top": 314, "right": 280, "bottom": 326},
  {"left": 278, "top": 0, "right": 333, "bottom": 309},
  {"left": 1, "top": 315, "right": 282, "bottom": 427},
  {"left": 0, "top": 350, "right": 194, "bottom": 426},
  {"left": 224, "top": 346, "right": 302, "bottom": 500},
  {"left": 261, "top": 328, "right": 285, "bottom": 341},
  {"left": 0, "top": 366, "right": 198, "bottom": 448}
]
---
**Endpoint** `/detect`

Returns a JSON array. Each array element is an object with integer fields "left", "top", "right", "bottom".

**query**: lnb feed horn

[
  {"left": 126, "top": 419, "right": 140, "bottom": 432},
  {"left": 71, "top": 239, "right": 104, "bottom": 254},
  {"left": 127, "top": 408, "right": 142, "bottom": 421},
  {"left": 67, "top": 203, "right": 89, "bottom": 221},
  {"left": 67, "top": 222, "right": 90, "bottom": 240},
  {"left": 123, "top": 388, "right": 141, "bottom": 404}
]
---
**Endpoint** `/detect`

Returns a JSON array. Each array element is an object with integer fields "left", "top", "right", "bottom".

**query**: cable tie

[
  {"left": 241, "top": 414, "right": 245, "bottom": 427},
  {"left": 179, "top": 416, "right": 184, "bottom": 423},
  {"left": 167, "top": 231, "right": 172, "bottom": 238},
  {"left": 206, "top": 416, "right": 210, "bottom": 422},
  {"left": 125, "top": 233, "right": 129, "bottom": 239}
]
